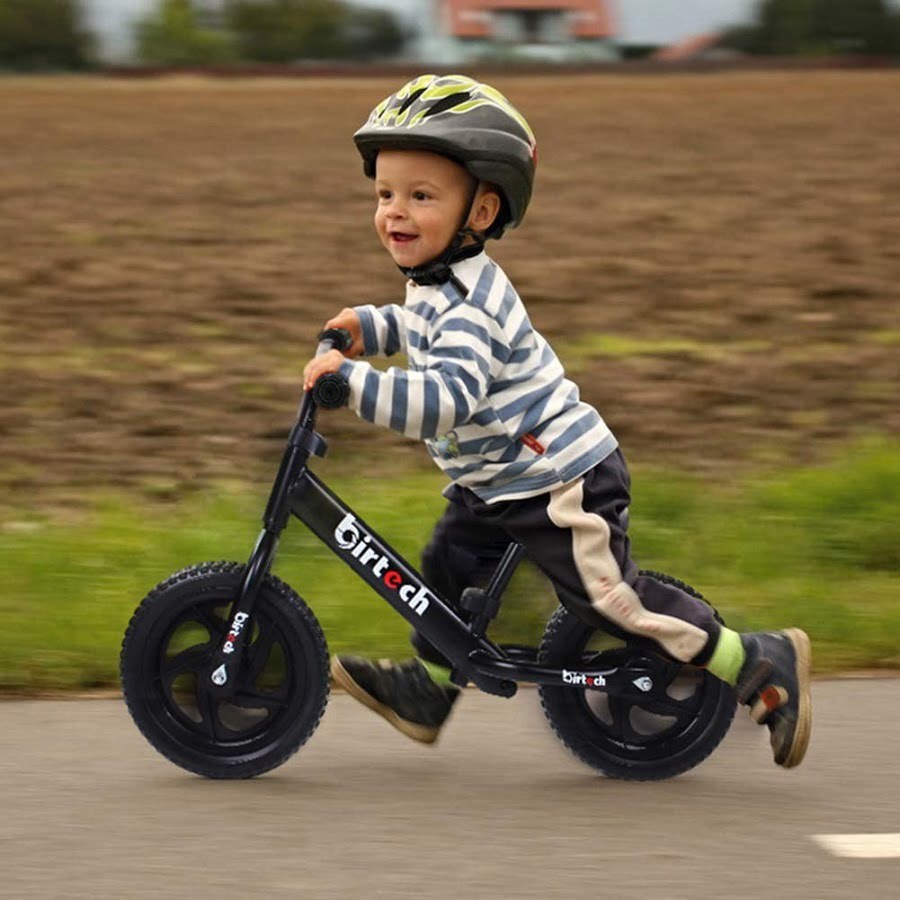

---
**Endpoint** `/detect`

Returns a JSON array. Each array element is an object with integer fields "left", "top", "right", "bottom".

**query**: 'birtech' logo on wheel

[{"left": 334, "top": 513, "right": 431, "bottom": 616}]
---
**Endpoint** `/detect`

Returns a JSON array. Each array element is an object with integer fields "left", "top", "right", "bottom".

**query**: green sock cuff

[
  {"left": 419, "top": 659, "right": 454, "bottom": 688},
  {"left": 705, "top": 627, "right": 746, "bottom": 686}
]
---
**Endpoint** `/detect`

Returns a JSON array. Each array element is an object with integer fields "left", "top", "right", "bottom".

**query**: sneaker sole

[
  {"left": 330, "top": 657, "right": 441, "bottom": 745},
  {"left": 780, "top": 628, "right": 812, "bottom": 768}
]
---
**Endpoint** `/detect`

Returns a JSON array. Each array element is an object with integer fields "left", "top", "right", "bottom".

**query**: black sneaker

[
  {"left": 331, "top": 656, "right": 460, "bottom": 744},
  {"left": 736, "top": 629, "right": 812, "bottom": 768}
]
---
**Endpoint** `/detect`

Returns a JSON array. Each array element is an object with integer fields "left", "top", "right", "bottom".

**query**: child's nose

[{"left": 385, "top": 197, "right": 407, "bottom": 218}]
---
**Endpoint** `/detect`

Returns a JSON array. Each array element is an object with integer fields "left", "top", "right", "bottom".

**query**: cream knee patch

[
  {"left": 547, "top": 478, "right": 707, "bottom": 663},
  {"left": 591, "top": 577, "right": 707, "bottom": 662}
]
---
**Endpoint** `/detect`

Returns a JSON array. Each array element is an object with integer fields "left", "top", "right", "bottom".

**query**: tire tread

[
  {"left": 120, "top": 561, "right": 329, "bottom": 779},
  {"left": 537, "top": 571, "right": 736, "bottom": 781}
]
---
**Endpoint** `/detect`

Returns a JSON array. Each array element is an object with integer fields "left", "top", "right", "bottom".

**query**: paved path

[{"left": 1, "top": 680, "right": 898, "bottom": 899}]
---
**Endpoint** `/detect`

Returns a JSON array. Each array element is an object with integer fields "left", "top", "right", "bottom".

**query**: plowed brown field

[{"left": 1, "top": 72, "right": 897, "bottom": 510}]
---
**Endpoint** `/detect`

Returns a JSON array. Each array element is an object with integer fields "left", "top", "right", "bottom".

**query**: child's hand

[
  {"left": 303, "top": 349, "right": 347, "bottom": 393},
  {"left": 324, "top": 308, "right": 365, "bottom": 358}
]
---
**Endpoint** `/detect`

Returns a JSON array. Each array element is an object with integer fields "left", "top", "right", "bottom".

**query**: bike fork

[
  {"left": 204, "top": 527, "right": 280, "bottom": 696},
  {"left": 202, "top": 405, "right": 318, "bottom": 696}
]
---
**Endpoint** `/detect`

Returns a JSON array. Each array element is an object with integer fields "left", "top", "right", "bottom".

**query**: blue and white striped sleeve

[
  {"left": 354, "top": 303, "right": 407, "bottom": 357},
  {"left": 339, "top": 304, "right": 504, "bottom": 440}
]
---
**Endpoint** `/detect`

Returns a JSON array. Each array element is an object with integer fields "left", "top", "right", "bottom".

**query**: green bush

[
  {"left": 0, "top": 0, "right": 94, "bottom": 70},
  {"left": 136, "top": 0, "right": 238, "bottom": 66},
  {"left": 226, "top": 0, "right": 405, "bottom": 62}
]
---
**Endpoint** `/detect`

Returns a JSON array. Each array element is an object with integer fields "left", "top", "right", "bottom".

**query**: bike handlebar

[
  {"left": 315, "top": 327, "right": 353, "bottom": 357},
  {"left": 311, "top": 327, "right": 352, "bottom": 409}
]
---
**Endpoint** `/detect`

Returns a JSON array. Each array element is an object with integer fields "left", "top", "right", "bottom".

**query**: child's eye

[
  {"left": 377, "top": 189, "right": 392, "bottom": 201},
  {"left": 413, "top": 191, "right": 430, "bottom": 201}
]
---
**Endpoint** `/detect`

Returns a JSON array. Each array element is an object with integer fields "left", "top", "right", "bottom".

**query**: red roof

[
  {"left": 444, "top": 1, "right": 615, "bottom": 40},
  {"left": 651, "top": 32, "right": 723, "bottom": 62}
]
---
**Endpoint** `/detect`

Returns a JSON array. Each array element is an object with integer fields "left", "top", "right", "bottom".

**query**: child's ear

[{"left": 468, "top": 187, "right": 501, "bottom": 234}]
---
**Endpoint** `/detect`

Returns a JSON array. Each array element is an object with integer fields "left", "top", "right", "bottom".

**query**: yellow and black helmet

[{"left": 354, "top": 74, "right": 537, "bottom": 239}]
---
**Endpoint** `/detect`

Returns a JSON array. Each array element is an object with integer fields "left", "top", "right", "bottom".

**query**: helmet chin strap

[{"left": 399, "top": 181, "right": 485, "bottom": 296}]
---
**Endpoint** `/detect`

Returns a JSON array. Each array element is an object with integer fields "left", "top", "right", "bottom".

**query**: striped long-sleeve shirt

[{"left": 338, "top": 252, "right": 618, "bottom": 503}]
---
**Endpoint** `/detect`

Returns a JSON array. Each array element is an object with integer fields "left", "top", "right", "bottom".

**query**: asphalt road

[{"left": 1, "top": 679, "right": 898, "bottom": 900}]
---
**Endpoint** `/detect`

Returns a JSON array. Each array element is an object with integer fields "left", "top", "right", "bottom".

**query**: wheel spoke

[
  {"left": 638, "top": 695, "right": 700, "bottom": 723},
  {"left": 192, "top": 603, "right": 226, "bottom": 639},
  {"left": 196, "top": 685, "right": 225, "bottom": 741},
  {"left": 655, "top": 660, "right": 692, "bottom": 693},
  {"left": 620, "top": 710, "right": 648, "bottom": 745},
  {"left": 161, "top": 643, "right": 211, "bottom": 681},
  {"left": 245, "top": 623, "right": 275, "bottom": 684},
  {"left": 606, "top": 695, "right": 629, "bottom": 744},
  {"left": 231, "top": 686, "right": 289, "bottom": 713}
]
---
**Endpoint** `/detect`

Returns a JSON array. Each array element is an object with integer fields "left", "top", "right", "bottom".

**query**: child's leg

[
  {"left": 331, "top": 498, "right": 510, "bottom": 744},
  {"left": 411, "top": 499, "right": 512, "bottom": 669},
  {"left": 457, "top": 451, "right": 722, "bottom": 667},
  {"left": 456, "top": 451, "right": 810, "bottom": 767}
]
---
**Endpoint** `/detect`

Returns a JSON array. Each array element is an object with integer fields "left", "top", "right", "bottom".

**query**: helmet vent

[
  {"left": 397, "top": 88, "right": 427, "bottom": 116},
  {"left": 423, "top": 92, "right": 472, "bottom": 119}
]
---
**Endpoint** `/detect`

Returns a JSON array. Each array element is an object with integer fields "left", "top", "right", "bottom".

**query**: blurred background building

[{"left": 411, "top": 1, "right": 619, "bottom": 63}]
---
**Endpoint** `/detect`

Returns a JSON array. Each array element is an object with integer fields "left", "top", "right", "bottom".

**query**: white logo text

[
  {"left": 334, "top": 513, "right": 430, "bottom": 616},
  {"left": 562, "top": 669, "right": 606, "bottom": 688}
]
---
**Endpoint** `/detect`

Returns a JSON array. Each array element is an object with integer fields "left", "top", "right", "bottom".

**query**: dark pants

[{"left": 413, "top": 450, "right": 721, "bottom": 668}]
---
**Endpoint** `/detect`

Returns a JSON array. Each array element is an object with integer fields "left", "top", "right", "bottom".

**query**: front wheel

[
  {"left": 538, "top": 572, "right": 736, "bottom": 781},
  {"left": 120, "top": 561, "right": 329, "bottom": 778}
]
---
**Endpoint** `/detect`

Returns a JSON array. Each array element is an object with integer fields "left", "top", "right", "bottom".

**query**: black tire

[
  {"left": 538, "top": 572, "right": 736, "bottom": 781},
  {"left": 120, "top": 561, "right": 329, "bottom": 779}
]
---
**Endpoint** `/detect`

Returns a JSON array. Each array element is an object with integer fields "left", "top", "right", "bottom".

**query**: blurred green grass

[{"left": 1, "top": 439, "right": 897, "bottom": 692}]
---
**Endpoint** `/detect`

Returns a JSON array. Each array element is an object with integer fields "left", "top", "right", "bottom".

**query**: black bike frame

[{"left": 205, "top": 390, "right": 659, "bottom": 702}]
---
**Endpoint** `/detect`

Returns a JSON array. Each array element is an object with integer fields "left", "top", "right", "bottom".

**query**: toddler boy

[{"left": 302, "top": 75, "right": 811, "bottom": 768}]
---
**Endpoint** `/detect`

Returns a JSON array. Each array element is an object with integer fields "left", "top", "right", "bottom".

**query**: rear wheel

[
  {"left": 538, "top": 572, "right": 736, "bottom": 780},
  {"left": 120, "top": 561, "right": 329, "bottom": 778}
]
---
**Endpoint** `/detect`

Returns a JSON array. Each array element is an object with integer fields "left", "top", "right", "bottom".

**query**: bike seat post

[
  {"left": 464, "top": 543, "right": 526, "bottom": 638},
  {"left": 485, "top": 542, "right": 526, "bottom": 601}
]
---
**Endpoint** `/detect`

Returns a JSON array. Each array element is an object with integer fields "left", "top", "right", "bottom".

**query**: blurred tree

[
  {"left": 723, "top": 0, "right": 900, "bottom": 56},
  {"left": 756, "top": 0, "right": 817, "bottom": 55},
  {"left": 810, "top": 0, "right": 900, "bottom": 55},
  {"left": 227, "top": 0, "right": 343, "bottom": 61},
  {"left": 136, "top": 0, "right": 238, "bottom": 65},
  {"left": 226, "top": 0, "right": 405, "bottom": 62},
  {"left": 0, "top": 0, "right": 94, "bottom": 70},
  {"left": 343, "top": 5, "right": 405, "bottom": 60},
  {"left": 719, "top": 23, "right": 765, "bottom": 55}
]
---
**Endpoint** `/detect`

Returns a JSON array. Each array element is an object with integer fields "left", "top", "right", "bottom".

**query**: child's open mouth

[{"left": 390, "top": 231, "right": 417, "bottom": 243}]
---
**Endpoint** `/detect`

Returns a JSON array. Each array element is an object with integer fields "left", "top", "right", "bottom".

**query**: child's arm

[
  {"left": 321, "top": 304, "right": 407, "bottom": 359},
  {"left": 353, "top": 304, "right": 408, "bottom": 358},
  {"left": 336, "top": 304, "right": 505, "bottom": 440},
  {"left": 304, "top": 303, "right": 409, "bottom": 393}
]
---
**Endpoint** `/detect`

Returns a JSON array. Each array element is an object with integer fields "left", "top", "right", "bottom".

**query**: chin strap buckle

[{"left": 399, "top": 230, "right": 485, "bottom": 296}]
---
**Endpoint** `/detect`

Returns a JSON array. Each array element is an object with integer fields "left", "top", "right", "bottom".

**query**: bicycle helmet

[{"left": 354, "top": 74, "right": 537, "bottom": 241}]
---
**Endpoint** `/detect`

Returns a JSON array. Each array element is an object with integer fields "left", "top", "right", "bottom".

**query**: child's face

[{"left": 373, "top": 149, "right": 474, "bottom": 269}]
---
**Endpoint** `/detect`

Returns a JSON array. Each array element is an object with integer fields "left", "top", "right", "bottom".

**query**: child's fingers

[
  {"left": 305, "top": 367, "right": 321, "bottom": 391},
  {"left": 324, "top": 309, "right": 361, "bottom": 356},
  {"left": 325, "top": 308, "right": 353, "bottom": 330},
  {"left": 303, "top": 349, "right": 344, "bottom": 391},
  {"left": 303, "top": 360, "right": 320, "bottom": 391}
]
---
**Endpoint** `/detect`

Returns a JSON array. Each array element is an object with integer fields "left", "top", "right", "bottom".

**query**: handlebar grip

[
  {"left": 317, "top": 327, "right": 353, "bottom": 353},
  {"left": 312, "top": 372, "right": 350, "bottom": 409}
]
